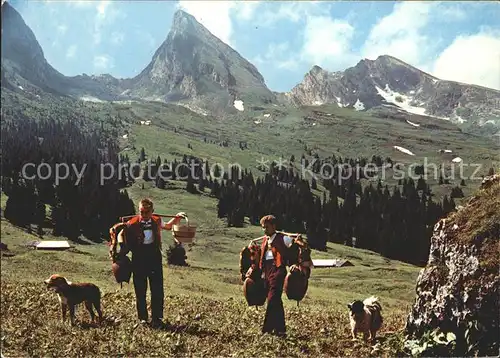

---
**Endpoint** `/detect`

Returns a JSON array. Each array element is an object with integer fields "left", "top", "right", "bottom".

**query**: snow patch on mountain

[
  {"left": 406, "top": 120, "right": 420, "bottom": 127},
  {"left": 234, "top": 100, "right": 244, "bottom": 111},
  {"left": 80, "top": 96, "right": 105, "bottom": 103},
  {"left": 393, "top": 146, "right": 415, "bottom": 156},
  {"left": 354, "top": 99, "right": 365, "bottom": 111},
  {"left": 376, "top": 85, "right": 426, "bottom": 116}
]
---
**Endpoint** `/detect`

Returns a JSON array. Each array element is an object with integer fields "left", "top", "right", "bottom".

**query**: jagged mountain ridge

[
  {"left": 287, "top": 56, "right": 500, "bottom": 125},
  {"left": 2, "top": 0, "right": 499, "bottom": 124}
]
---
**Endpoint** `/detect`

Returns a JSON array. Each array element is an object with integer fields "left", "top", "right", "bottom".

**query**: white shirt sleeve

[{"left": 283, "top": 235, "right": 294, "bottom": 247}]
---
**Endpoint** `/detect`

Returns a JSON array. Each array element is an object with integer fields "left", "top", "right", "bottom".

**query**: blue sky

[{"left": 9, "top": 0, "right": 500, "bottom": 91}]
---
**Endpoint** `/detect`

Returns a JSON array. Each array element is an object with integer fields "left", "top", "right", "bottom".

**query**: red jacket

[
  {"left": 125, "top": 215, "right": 163, "bottom": 253},
  {"left": 259, "top": 232, "right": 289, "bottom": 269}
]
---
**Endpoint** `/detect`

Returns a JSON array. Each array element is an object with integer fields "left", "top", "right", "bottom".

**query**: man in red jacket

[
  {"left": 122, "top": 198, "right": 185, "bottom": 328},
  {"left": 256, "top": 214, "right": 296, "bottom": 337}
]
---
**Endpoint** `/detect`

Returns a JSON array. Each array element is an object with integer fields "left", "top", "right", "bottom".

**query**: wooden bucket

[
  {"left": 172, "top": 216, "right": 196, "bottom": 244},
  {"left": 243, "top": 276, "right": 267, "bottom": 307}
]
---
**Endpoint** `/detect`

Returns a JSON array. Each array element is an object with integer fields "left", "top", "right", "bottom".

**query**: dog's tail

[
  {"left": 363, "top": 296, "right": 382, "bottom": 311},
  {"left": 364, "top": 296, "right": 383, "bottom": 329}
]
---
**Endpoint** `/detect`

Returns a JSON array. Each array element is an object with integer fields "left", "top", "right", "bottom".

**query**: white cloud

[
  {"left": 253, "top": 42, "right": 299, "bottom": 71},
  {"left": 93, "top": 1, "right": 125, "bottom": 45},
  {"left": 361, "top": 2, "right": 435, "bottom": 67},
  {"left": 67, "top": 0, "right": 95, "bottom": 8},
  {"left": 235, "top": 1, "right": 260, "bottom": 21},
  {"left": 57, "top": 24, "right": 68, "bottom": 35},
  {"left": 178, "top": 1, "right": 236, "bottom": 45},
  {"left": 93, "top": 32, "right": 102, "bottom": 46},
  {"left": 135, "top": 29, "right": 157, "bottom": 49},
  {"left": 177, "top": 1, "right": 261, "bottom": 46},
  {"left": 253, "top": 2, "right": 354, "bottom": 73},
  {"left": 359, "top": 1, "right": 499, "bottom": 89},
  {"left": 260, "top": 2, "right": 331, "bottom": 27},
  {"left": 277, "top": 58, "right": 300, "bottom": 71},
  {"left": 96, "top": 0, "right": 110, "bottom": 17},
  {"left": 93, "top": 1, "right": 109, "bottom": 45},
  {"left": 437, "top": 4, "right": 467, "bottom": 22},
  {"left": 110, "top": 31, "right": 125, "bottom": 46},
  {"left": 93, "top": 55, "right": 114, "bottom": 70},
  {"left": 301, "top": 16, "right": 356, "bottom": 69},
  {"left": 65, "top": 45, "right": 77, "bottom": 59},
  {"left": 432, "top": 31, "right": 500, "bottom": 90}
]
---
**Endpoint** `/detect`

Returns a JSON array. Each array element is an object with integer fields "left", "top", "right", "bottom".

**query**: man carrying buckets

[
  {"left": 115, "top": 198, "right": 186, "bottom": 328},
  {"left": 250, "top": 215, "right": 297, "bottom": 337}
]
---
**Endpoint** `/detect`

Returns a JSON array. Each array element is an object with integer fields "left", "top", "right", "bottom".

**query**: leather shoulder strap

[{"left": 126, "top": 215, "right": 141, "bottom": 226}]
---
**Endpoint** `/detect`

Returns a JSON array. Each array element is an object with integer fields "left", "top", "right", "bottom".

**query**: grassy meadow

[
  {"left": 1, "top": 179, "right": 419, "bottom": 357},
  {"left": 122, "top": 100, "right": 498, "bottom": 205},
  {"left": 1, "top": 89, "right": 498, "bottom": 356}
]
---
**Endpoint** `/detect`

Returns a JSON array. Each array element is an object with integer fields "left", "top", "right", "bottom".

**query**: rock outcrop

[{"left": 405, "top": 174, "right": 500, "bottom": 356}]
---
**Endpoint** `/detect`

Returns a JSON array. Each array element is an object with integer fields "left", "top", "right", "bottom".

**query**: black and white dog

[{"left": 348, "top": 296, "right": 383, "bottom": 343}]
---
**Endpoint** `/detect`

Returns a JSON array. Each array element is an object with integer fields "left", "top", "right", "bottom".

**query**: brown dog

[
  {"left": 348, "top": 296, "right": 383, "bottom": 343},
  {"left": 44, "top": 274, "right": 103, "bottom": 326}
]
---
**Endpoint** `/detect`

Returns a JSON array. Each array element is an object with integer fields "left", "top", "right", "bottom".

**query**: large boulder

[{"left": 405, "top": 174, "right": 499, "bottom": 356}]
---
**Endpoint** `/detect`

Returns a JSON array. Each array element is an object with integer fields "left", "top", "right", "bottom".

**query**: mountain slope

[
  {"left": 1, "top": 4, "right": 275, "bottom": 113},
  {"left": 124, "top": 10, "right": 276, "bottom": 113},
  {"left": 1, "top": 1, "right": 68, "bottom": 94},
  {"left": 287, "top": 55, "right": 500, "bottom": 126},
  {"left": 1, "top": 1, "right": 124, "bottom": 100}
]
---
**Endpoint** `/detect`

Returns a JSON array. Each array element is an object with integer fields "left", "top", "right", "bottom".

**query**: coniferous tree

[
  {"left": 417, "top": 176, "right": 427, "bottom": 191},
  {"left": 311, "top": 177, "right": 317, "bottom": 190},
  {"left": 451, "top": 186, "right": 464, "bottom": 198},
  {"left": 139, "top": 147, "right": 146, "bottom": 162},
  {"left": 2, "top": 116, "right": 135, "bottom": 242},
  {"left": 212, "top": 152, "right": 453, "bottom": 264},
  {"left": 198, "top": 177, "right": 206, "bottom": 192},
  {"left": 186, "top": 175, "right": 197, "bottom": 194}
]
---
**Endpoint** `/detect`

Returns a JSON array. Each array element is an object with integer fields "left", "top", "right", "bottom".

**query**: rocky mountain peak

[
  {"left": 375, "top": 54, "right": 414, "bottom": 66},
  {"left": 171, "top": 9, "right": 200, "bottom": 33},
  {"left": 1, "top": 2, "right": 128, "bottom": 99},
  {"left": 126, "top": 8, "right": 275, "bottom": 111},
  {"left": 288, "top": 53, "right": 500, "bottom": 125},
  {"left": 1, "top": 0, "right": 68, "bottom": 94},
  {"left": 1, "top": 0, "right": 44, "bottom": 61},
  {"left": 310, "top": 65, "right": 324, "bottom": 75}
]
